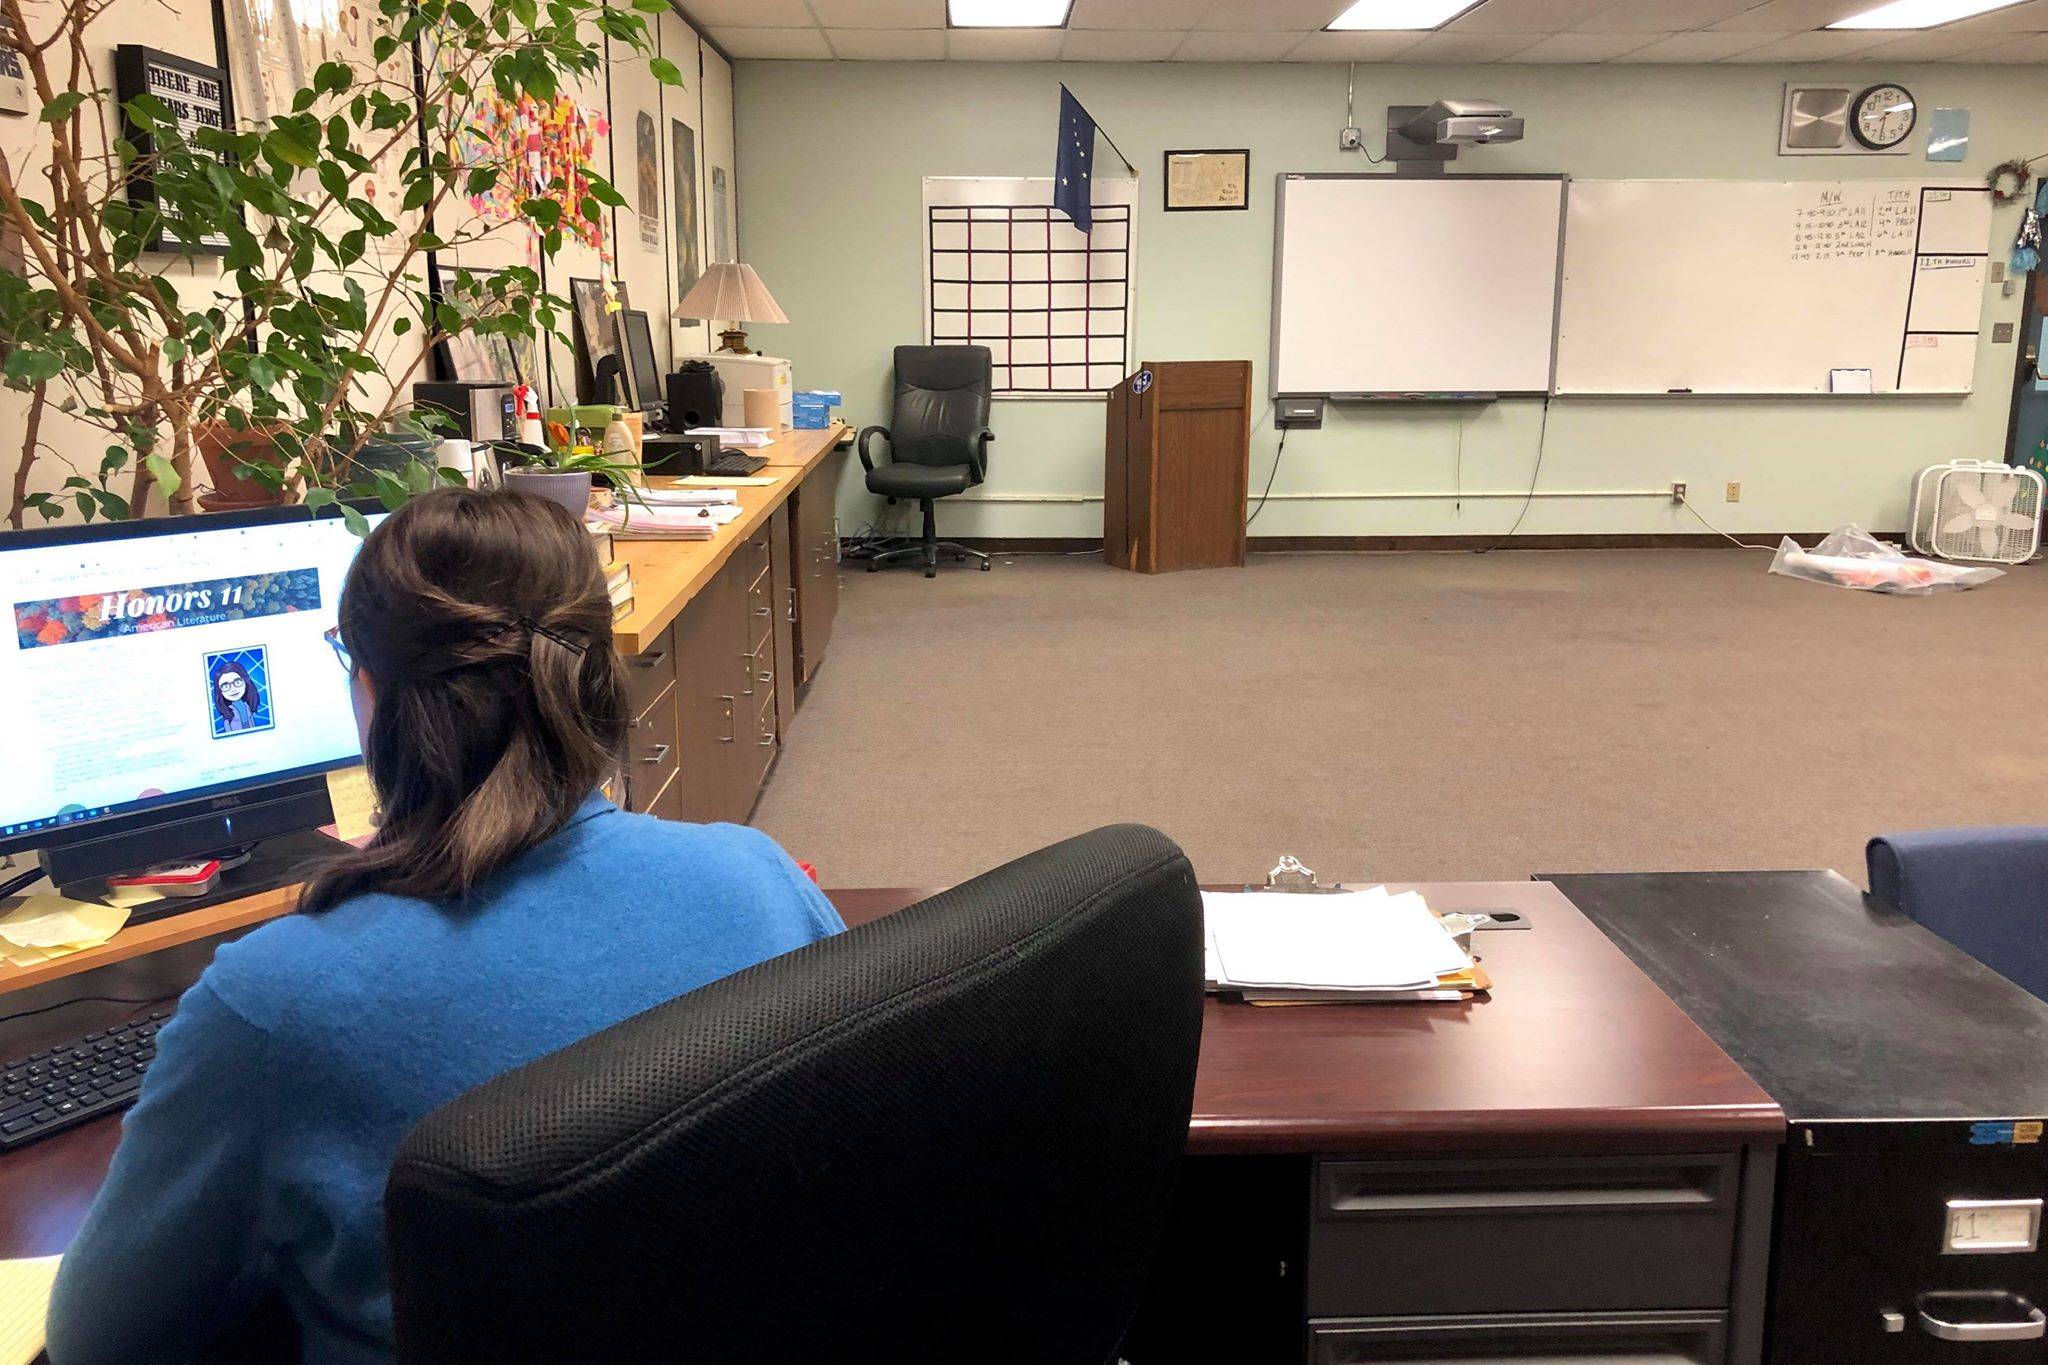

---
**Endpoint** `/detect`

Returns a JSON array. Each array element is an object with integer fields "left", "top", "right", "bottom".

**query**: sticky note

[
  {"left": 324, "top": 766, "right": 380, "bottom": 844},
  {"left": 0, "top": 1254, "right": 61, "bottom": 1364},
  {"left": 0, "top": 896, "right": 129, "bottom": 951},
  {"left": 100, "top": 884, "right": 163, "bottom": 912}
]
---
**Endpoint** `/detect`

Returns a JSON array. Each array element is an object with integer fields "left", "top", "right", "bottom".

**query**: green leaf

[
  {"left": 144, "top": 452, "right": 182, "bottom": 501},
  {"left": 39, "top": 92, "right": 88, "bottom": 122},
  {"left": 100, "top": 446, "right": 128, "bottom": 477},
  {"left": 302, "top": 487, "right": 338, "bottom": 510},
  {"left": 341, "top": 504, "right": 370, "bottom": 537},
  {"left": 314, "top": 60, "right": 353, "bottom": 95},
  {"left": 649, "top": 56, "right": 681, "bottom": 86}
]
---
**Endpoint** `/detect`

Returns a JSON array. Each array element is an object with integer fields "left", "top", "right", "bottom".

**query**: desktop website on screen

[{"left": 0, "top": 516, "right": 373, "bottom": 841}]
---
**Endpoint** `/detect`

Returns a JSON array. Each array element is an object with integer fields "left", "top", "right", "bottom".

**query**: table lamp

[{"left": 673, "top": 262, "right": 788, "bottom": 355}]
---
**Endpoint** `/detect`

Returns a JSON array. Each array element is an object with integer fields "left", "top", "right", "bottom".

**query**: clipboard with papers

[{"left": 1203, "top": 859, "right": 1491, "bottom": 1003}]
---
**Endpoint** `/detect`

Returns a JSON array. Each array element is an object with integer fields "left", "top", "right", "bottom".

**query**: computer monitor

[
  {"left": 617, "top": 309, "right": 663, "bottom": 418},
  {"left": 0, "top": 503, "right": 384, "bottom": 889}
]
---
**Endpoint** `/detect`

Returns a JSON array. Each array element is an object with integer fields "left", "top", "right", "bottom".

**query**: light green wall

[{"left": 735, "top": 59, "right": 2048, "bottom": 540}]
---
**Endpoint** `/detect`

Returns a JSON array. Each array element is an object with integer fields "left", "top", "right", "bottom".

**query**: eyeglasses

[{"left": 324, "top": 625, "right": 355, "bottom": 677}]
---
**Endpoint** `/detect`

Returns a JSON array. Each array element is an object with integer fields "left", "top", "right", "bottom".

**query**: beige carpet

[{"left": 753, "top": 548, "right": 2045, "bottom": 890}]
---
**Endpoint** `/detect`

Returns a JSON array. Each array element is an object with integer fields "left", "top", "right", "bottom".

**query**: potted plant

[
  {"left": 499, "top": 443, "right": 641, "bottom": 517},
  {"left": 0, "top": 0, "right": 680, "bottom": 530}
]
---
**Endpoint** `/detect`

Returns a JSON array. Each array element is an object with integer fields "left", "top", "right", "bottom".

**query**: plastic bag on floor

[{"left": 1769, "top": 524, "right": 2004, "bottom": 595}]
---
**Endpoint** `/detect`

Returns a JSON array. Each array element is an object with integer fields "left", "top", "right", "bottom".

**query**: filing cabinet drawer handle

[
  {"left": 638, "top": 743, "right": 671, "bottom": 766},
  {"left": 629, "top": 648, "right": 668, "bottom": 669},
  {"left": 755, "top": 606, "right": 772, "bottom": 618},
  {"left": 757, "top": 670, "right": 772, "bottom": 685},
  {"left": 758, "top": 733, "right": 775, "bottom": 747},
  {"left": 1918, "top": 1293, "right": 2046, "bottom": 1342}
]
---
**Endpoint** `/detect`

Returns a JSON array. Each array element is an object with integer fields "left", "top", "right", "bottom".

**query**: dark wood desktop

[{"left": 0, "top": 879, "right": 1782, "bottom": 1362}]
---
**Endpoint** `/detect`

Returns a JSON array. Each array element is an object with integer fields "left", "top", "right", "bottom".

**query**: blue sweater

[{"left": 47, "top": 796, "right": 842, "bottom": 1365}]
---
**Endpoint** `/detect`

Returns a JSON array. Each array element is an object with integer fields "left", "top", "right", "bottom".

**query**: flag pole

[{"left": 1065, "top": 84, "right": 1137, "bottom": 175}]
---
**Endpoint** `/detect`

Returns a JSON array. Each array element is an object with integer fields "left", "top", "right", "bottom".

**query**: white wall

[{"left": 733, "top": 59, "right": 2048, "bottom": 540}]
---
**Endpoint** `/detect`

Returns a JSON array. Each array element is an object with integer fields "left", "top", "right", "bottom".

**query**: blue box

[{"left": 795, "top": 390, "right": 843, "bottom": 406}]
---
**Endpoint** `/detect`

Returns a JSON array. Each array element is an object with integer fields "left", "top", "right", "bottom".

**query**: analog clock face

[{"left": 1852, "top": 84, "right": 1916, "bottom": 150}]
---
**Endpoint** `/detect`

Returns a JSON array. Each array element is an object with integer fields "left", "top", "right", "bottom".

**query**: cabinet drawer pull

[
  {"left": 754, "top": 606, "right": 772, "bottom": 618},
  {"left": 629, "top": 648, "right": 668, "bottom": 668},
  {"left": 638, "top": 743, "right": 672, "bottom": 766},
  {"left": 1918, "top": 1293, "right": 2047, "bottom": 1342},
  {"left": 758, "top": 733, "right": 775, "bottom": 746},
  {"left": 718, "top": 696, "right": 735, "bottom": 744},
  {"left": 757, "top": 670, "right": 772, "bottom": 685}
]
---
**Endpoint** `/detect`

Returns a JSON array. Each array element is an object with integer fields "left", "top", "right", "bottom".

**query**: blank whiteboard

[
  {"left": 1555, "top": 181, "right": 1992, "bottom": 396},
  {"left": 1270, "top": 174, "right": 1566, "bottom": 397}
]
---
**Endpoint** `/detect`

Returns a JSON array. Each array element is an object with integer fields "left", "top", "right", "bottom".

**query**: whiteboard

[
  {"left": 1270, "top": 175, "right": 1566, "bottom": 397},
  {"left": 1555, "top": 181, "right": 1992, "bottom": 396}
]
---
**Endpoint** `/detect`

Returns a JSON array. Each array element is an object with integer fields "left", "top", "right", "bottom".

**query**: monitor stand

[{"left": 56, "top": 828, "right": 348, "bottom": 927}]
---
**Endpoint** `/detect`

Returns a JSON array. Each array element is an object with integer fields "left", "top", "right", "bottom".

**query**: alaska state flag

[{"left": 1054, "top": 84, "right": 1096, "bottom": 233}]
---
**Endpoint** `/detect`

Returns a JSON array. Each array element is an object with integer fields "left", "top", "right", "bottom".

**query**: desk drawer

[
  {"left": 1308, "top": 1154, "right": 1739, "bottom": 1318},
  {"left": 740, "top": 528, "right": 772, "bottom": 589},
  {"left": 1308, "top": 1310, "right": 1727, "bottom": 1364},
  {"left": 623, "top": 685, "right": 679, "bottom": 810},
  {"left": 622, "top": 624, "right": 676, "bottom": 720}
]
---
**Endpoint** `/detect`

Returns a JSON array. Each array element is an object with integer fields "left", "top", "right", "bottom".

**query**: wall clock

[{"left": 1851, "top": 83, "right": 1916, "bottom": 151}]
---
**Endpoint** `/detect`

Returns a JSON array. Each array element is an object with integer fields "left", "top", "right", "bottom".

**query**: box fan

[{"left": 1908, "top": 460, "right": 2044, "bottom": 564}]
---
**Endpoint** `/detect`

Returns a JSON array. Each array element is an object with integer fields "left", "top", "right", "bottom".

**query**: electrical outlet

[
  {"left": 1339, "top": 126, "right": 1363, "bottom": 151},
  {"left": 1670, "top": 481, "right": 1687, "bottom": 505},
  {"left": 1726, "top": 481, "right": 1741, "bottom": 503}
]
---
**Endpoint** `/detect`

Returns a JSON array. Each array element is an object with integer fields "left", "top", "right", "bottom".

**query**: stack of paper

[
  {"left": 1202, "top": 888, "right": 1479, "bottom": 1003},
  {"left": 684, "top": 426, "right": 774, "bottom": 448},
  {"left": 588, "top": 499, "right": 740, "bottom": 540},
  {"left": 0, "top": 1255, "right": 59, "bottom": 1365},
  {"left": 0, "top": 896, "right": 130, "bottom": 968}
]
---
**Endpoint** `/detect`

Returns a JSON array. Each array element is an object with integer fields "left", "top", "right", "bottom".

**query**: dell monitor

[
  {"left": 0, "top": 503, "right": 384, "bottom": 897},
  {"left": 618, "top": 309, "right": 663, "bottom": 420}
]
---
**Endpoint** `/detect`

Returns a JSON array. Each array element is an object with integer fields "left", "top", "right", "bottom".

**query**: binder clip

[{"left": 1248, "top": 855, "right": 1350, "bottom": 895}]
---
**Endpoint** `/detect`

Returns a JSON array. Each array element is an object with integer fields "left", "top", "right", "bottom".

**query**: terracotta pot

[{"left": 194, "top": 421, "right": 290, "bottom": 506}]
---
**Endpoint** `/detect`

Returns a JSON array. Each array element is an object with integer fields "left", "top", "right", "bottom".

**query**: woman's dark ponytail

[{"left": 301, "top": 487, "right": 628, "bottom": 913}]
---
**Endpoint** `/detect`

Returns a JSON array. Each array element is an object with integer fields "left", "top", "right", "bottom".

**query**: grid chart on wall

[{"left": 924, "top": 197, "right": 1134, "bottom": 397}]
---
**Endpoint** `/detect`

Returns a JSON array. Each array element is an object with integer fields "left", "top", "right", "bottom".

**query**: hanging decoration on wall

[
  {"left": 455, "top": 92, "right": 612, "bottom": 271},
  {"left": 114, "top": 45, "right": 233, "bottom": 254},
  {"left": 670, "top": 118, "right": 700, "bottom": 304},
  {"left": 1988, "top": 158, "right": 2034, "bottom": 206},
  {"left": 635, "top": 111, "right": 659, "bottom": 250},
  {"left": 2011, "top": 180, "right": 2044, "bottom": 275}
]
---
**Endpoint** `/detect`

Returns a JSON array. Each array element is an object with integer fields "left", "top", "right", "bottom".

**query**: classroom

[{"left": 0, "top": 0, "right": 2046, "bottom": 1361}]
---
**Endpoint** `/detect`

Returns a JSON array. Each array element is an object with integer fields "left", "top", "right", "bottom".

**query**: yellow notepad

[{"left": 0, "top": 1255, "right": 60, "bottom": 1365}]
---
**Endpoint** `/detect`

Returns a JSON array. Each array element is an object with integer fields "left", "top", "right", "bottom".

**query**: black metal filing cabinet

[{"left": 1545, "top": 871, "right": 2048, "bottom": 1363}]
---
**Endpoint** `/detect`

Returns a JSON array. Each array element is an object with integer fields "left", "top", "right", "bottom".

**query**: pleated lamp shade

[{"left": 673, "top": 263, "right": 789, "bottom": 355}]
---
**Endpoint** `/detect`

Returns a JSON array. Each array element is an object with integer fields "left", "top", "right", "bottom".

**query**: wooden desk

[{"left": 0, "top": 879, "right": 1780, "bottom": 1363}]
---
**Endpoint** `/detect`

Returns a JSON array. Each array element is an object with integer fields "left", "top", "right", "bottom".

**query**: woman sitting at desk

[{"left": 48, "top": 488, "right": 843, "bottom": 1365}]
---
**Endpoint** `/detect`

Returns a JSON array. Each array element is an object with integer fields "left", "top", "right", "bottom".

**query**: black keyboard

[
  {"left": 0, "top": 1008, "right": 167, "bottom": 1150},
  {"left": 705, "top": 452, "right": 767, "bottom": 476}
]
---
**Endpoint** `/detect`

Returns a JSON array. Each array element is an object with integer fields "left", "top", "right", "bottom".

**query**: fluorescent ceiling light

[
  {"left": 1327, "top": 0, "right": 1484, "bottom": 29},
  {"left": 1829, "top": 0, "right": 2028, "bottom": 28},
  {"left": 947, "top": 0, "right": 1073, "bottom": 26}
]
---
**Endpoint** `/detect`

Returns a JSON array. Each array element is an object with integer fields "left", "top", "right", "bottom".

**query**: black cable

[
  {"left": 0, "top": 864, "right": 43, "bottom": 900},
  {"left": 1245, "top": 427, "right": 1288, "bottom": 529},
  {"left": 0, "top": 993, "right": 175, "bottom": 1032},
  {"left": 1475, "top": 397, "right": 1553, "bottom": 555}
]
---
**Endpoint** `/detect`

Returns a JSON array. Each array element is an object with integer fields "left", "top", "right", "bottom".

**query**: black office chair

[
  {"left": 383, "top": 824, "right": 1205, "bottom": 1364},
  {"left": 859, "top": 344, "right": 995, "bottom": 578}
]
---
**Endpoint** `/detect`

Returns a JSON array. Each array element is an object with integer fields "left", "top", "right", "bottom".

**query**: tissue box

[{"left": 792, "top": 390, "right": 842, "bottom": 430}]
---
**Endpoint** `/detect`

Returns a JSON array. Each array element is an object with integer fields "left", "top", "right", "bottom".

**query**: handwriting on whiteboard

[{"left": 1790, "top": 186, "right": 1917, "bottom": 264}]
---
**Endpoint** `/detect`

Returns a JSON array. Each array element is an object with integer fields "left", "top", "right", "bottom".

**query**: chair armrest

[
  {"left": 969, "top": 427, "right": 994, "bottom": 484},
  {"left": 1868, "top": 827, "right": 2048, "bottom": 1000},
  {"left": 857, "top": 425, "right": 891, "bottom": 474}
]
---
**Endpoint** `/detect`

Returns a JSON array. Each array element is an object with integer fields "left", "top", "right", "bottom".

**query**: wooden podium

[{"left": 1103, "top": 360, "right": 1251, "bottom": 573}]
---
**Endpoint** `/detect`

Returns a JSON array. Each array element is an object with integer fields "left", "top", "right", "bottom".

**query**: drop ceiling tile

[
  {"left": 946, "top": 27, "right": 1069, "bottom": 58},
  {"left": 1952, "top": 29, "right": 2048, "bottom": 55},
  {"left": 1720, "top": 28, "right": 1889, "bottom": 56},
  {"left": 1069, "top": 0, "right": 1215, "bottom": 28},
  {"left": 1173, "top": 29, "right": 1308, "bottom": 58},
  {"left": 685, "top": 0, "right": 815, "bottom": 26},
  {"left": 1448, "top": 0, "right": 1617, "bottom": 31},
  {"left": 1575, "top": 0, "right": 1755, "bottom": 30},
  {"left": 1508, "top": 30, "right": 1659, "bottom": 59},
  {"left": 1062, "top": 28, "right": 1184, "bottom": 58},
  {"left": 1280, "top": 28, "right": 1427, "bottom": 57},
  {"left": 1930, "top": 0, "right": 2048, "bottom": 29},
  {"left": 1398, "top": 28, "right": 1544, "bottom": 58},
  {"left": 828, "top": 27, "right": 947, "bottom": 57},
  {"left": 1708, "top": 0, "right": 1871, "bottom": 30},
  {"left": 807, "top": 0, "right": 945, "bottom": 27},
  {"left": 1197, "top": 0, "right": 1350, "bottom": 31},
  {"left": 1848, "top": 26, "right": 2013, "bottom": 56},
  {"left": 712, "top": 25, "right": 835, "bottom": 56},
  {"left": 1616, "top": 29, "right": 1783, "bottom": 58}
]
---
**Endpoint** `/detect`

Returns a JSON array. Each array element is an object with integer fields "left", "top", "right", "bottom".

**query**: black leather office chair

[
  {"left": 859, "top": 344, "right": 995, "bottom": 578},
  {"left": 383, "top": 824, "right": 1205, "bottom": 1364}
]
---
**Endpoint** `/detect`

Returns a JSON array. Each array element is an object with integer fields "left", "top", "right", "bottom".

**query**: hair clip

[{"left": 516, "top": 616, "right": 589, "bottom": 655}]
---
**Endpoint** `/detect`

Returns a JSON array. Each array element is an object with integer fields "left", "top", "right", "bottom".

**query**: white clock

[{"left": 1851, "top": 83, "right": 1917, "bottom": 151}]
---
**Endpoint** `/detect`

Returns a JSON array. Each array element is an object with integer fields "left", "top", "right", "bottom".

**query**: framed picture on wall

[
  {"left": 711, "top": 166, "right": 731, "bottom": 264},
  {"left": 434, "top": 266, "right": 534, "bottom": 386},
  {"left": 636, "top": 111, "right": 660, "bottom": 250},
  {"left": 569, "top": 277, "right": 630, "bottom": 403},
  {"left": 671, "top": 119, "right": 701, "bottom": 306},
  {"left": 1163, "top": 149, "right": 1250, "bottom": 213}
]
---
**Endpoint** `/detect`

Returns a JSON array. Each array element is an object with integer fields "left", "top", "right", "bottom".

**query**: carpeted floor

[{"left": 752, "top": 548, "right": 2046, "bottom": 890}]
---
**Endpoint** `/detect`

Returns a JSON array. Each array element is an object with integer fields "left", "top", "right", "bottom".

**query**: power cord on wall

[
  {"left": 1245, "top": 426, "right": 1288, "bottom": 529},
  {"left": 1473, "top": 397, "right": 1554, "bottom": 554},
  {"left": 1677, "top": 494, "right": 1777, "bottom": 551},
  {"left": 1342, "top": 64, "right": 1387, "bottom": 163}
]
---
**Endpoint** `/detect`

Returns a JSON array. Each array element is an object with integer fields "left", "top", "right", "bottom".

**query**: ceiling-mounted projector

[{"left": 1386, "top": 99, "right": 1525, "bottom": 168}]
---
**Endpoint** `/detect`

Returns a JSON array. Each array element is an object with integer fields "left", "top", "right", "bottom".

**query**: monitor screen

[
  {"left": 619, "top": 310, "right": 662, "bottom": 414},
  {"left": 0, "top": 506, "right": 384, "bottom": 854}
]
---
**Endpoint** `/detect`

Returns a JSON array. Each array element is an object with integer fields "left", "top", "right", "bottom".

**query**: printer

[{"left": 698, "top": 353, "right": 793, "bottom": 430}]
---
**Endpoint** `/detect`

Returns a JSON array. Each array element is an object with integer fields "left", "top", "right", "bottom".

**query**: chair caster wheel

[
  {"left": 866, "top": 561, "right": 879, "bottom": 573},
  {"left": 979, "top": 561, "right": 991, "bottom": 571},
  {"left": 924, "top": 568, "right": 936, "bottom": 579}
]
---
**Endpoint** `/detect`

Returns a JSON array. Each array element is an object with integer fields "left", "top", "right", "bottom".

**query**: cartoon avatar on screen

[{"left": 205, "top": 647, "right": 275, "bottom": 738}]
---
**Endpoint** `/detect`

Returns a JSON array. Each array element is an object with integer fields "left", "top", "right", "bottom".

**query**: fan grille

[{"left": 1927, "top": 464, "right": 2045, "bottom": 564}]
